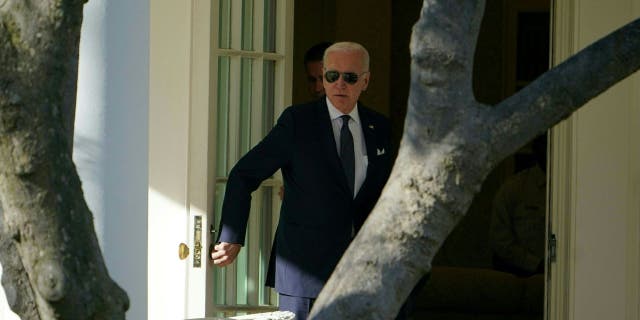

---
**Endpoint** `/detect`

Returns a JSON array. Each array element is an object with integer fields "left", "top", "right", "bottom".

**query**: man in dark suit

[{"left": 212, "top": 42, "right": 392, "bottom": 320}]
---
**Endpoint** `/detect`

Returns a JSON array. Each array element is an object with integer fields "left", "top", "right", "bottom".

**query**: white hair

[{"left": 323, "top": 41, "right": 370, "bottom": 71}]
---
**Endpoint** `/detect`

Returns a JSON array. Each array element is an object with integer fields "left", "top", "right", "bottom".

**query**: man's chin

[{"left": 329, "top": 97, "right": 356, "bottom": 113}]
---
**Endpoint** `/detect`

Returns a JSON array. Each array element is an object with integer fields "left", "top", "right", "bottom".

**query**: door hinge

[{"left": 548, "top": 233, "right": 557, "bottom": 263}]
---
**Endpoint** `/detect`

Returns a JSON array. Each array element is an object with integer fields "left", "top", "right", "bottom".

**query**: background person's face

[
  {"left": 306, "top": 60, "right": 325, "bottom": 98},
  {"left": 322, "top": 50, "right": 369, "bottom": 114}
]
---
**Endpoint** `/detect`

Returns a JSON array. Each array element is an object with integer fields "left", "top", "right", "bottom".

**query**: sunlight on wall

[
  {"left": 75, "top": 0, "right": 149, "bottom": 319},
  {"left": 74, "top": 0, "right": 107, "bottom": 247}
]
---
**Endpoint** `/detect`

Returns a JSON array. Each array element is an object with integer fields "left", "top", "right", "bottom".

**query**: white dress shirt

[{"left": 326, "top": 98, "right": 368, "bottom": 198}]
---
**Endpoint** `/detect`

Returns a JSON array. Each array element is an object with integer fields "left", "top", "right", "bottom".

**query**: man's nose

[{"left": 334, "top": 76, "right": 348, "bottom": 88}]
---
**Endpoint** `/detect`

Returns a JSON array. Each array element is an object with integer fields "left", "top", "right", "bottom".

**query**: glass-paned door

[{"left": 211, "top": 0, "right": 293, "bottom": 316}]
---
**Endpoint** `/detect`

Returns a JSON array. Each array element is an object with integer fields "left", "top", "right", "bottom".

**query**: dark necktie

[{"left": 340, "top": 115, "right": 355, "bottom": 196}]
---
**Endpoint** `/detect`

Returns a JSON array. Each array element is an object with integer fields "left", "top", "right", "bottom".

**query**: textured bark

[
  {"left": 311, "top": 1, "right": 640, "bottom": 319},
  {"left": 0, "top": 0, "right": 128, "bottom": 319}
]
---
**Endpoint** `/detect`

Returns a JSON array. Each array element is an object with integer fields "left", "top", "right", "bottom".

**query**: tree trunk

[
  {"left": 310, "top": 0, "right": 640, "bottom": 319},
  {"left": 0, "top": 1, "right": 128, "bottom": 319}
]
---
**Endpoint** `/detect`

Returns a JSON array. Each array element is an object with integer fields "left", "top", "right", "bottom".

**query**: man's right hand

[{"left": 211, "top": 242, "right": 241, "bottom": 267}]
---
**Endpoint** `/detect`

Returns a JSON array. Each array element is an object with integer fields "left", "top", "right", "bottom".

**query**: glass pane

[
  {"left": 216, "top": 56, "right": 231, "bottom": 177},
  {"left": 218, "top": 0, "right": 232, "bottom": 49},
  {"left": 237, "top": 186, "right": 268, "bottom": 305},
  {"left": 241, "top": 0, "right": 254, "bottom": 51},
  {"left": 263, "top": 0, "right": 277, "bottom": 52},
  {"left": 236, "top": 234, "right": 248, "bottom": 305},
  {"left": 259, "top": 186, "right": 274, "bottom": 305},
  {"left": 262, "top": 60, "right": 276, "bottom": 134},
  {"left": 239, "top": 58, "right": 253, "bottom": 155},
  {"left": 228, "top": 61, "right": 257, "bottom": 308}
]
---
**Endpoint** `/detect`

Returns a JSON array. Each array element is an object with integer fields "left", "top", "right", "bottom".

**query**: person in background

[
  {"left": 490, "top": 135, "right": 547, "bottom": 277},
  {"left": 304, "top": 41, "right": 333, "bottom": 99},
  {"left": 212, "top": 42, "right": 392, "bottom": 320}
]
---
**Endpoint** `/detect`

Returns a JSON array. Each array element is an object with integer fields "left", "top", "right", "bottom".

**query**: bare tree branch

[
  {"left": 489, "top": 17, "right": 640, "bottom": 163},
  {"left": 310, "top": 1, "right": 640, "bottom": 319}
]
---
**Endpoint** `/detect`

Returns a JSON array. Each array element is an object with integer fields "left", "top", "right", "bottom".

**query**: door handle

[{"left": 178, "top": 243, "right": 190, "bottom": 260}]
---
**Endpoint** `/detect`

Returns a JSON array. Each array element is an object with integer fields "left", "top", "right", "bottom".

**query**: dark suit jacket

[{"left": 217, "top": 98, "right": 392, "bottom": 298}]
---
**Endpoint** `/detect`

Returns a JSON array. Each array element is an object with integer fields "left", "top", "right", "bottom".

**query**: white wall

[
  {"left": 571, "top": 1, "right": 640, "bottom": 318},
  {"left": 550, "top": 1, "right": 640, "bottom": 319},
  {"left": 74, "top": 0, "right": 149, "bottom": 319}
]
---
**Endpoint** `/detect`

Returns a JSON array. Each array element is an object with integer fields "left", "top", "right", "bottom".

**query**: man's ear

[{"left": 362, "top": 73, "right": 370, "bottom": 91}]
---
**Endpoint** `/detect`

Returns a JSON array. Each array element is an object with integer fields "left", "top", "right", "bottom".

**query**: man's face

[
  {"left": 322, "top": 50, "right": 369, "bottom": 114},
  {"left": 306, "top": 60, "right": 325, "bottom": 98}
]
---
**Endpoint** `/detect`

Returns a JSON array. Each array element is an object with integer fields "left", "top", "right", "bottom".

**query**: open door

[
  {"left": 150, "top": 1, "right": 293, "bottom": 319},
  {"left": 187, "top": 0, "right": 294, "bottom": 318}
]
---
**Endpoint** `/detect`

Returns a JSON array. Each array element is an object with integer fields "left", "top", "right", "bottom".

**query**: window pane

[
  {"left": 239, "top": 58, "right": 253, "bottom": 155},
  {"left": 216, "top": 56, "right": 231, "bottom": 177},
  {"left": 236, "top": 235, "right": 248, "bottom": 305},
  {"left": 218, "top": 0, "right": 232, "bottom": 49},
  {"left": 236, "top": 186, "right": 271, "bottom": 305},
  {"left": 262, "top": 60, "right": 275, "bottom": 134},
  {"left": 259, "top": 186, "right": 274, "bottom": 305},
  {"left": 241, "top": 0, "right": 254, "bottom": 51},
  {"left": 263, "top": 0, "right": 277, "bottom": 52}
]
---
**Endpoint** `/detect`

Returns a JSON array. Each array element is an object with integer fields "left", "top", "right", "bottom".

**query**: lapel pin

[
  {"left": 377, "top": 148, "right": 385, "bottom": 156},
  {"left": 368, "top": 124, "right": 374, "bottom": 129}
]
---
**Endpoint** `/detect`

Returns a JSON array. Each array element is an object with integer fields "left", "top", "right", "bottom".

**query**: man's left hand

[{"left": 211, "top": 242, "right": 242, "bottom": 267}]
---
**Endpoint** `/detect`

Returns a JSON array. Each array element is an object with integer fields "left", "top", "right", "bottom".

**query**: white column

[
  {"left": 74, "top": 1, "right": 149, "bottom": 320},
  {"left": 550, "top": 1, "right": 640, "bottom": 319}
]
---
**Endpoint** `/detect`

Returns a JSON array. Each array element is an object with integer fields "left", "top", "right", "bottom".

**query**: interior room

[{"left": 292, "top": 1, "right": 550, "bottom": 318}]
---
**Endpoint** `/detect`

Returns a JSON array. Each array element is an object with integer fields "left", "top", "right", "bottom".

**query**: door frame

[{"left": 548, "top": 1, "right": 640, "bottom": 319}]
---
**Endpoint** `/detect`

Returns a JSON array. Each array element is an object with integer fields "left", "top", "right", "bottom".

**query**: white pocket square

[{"left": 377, "top": 148, "right": 385, "bottom": 156}]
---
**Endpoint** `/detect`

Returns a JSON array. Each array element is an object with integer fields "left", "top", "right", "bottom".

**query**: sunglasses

[{"left": 324, "top": 70, "right": 368, "bottom": 85}]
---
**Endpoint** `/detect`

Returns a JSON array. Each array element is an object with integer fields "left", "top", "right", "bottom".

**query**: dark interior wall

[
  {"left": 389, "top": 1, "right": 422, "bottom": 151},
  {"left": 473, "top": 1, "right": 509, "bottom": 105},
  {"left": 334, "top": 0, "right": 391, "bottom": 117},
  {"left": 293, "top": 0, "right": 549, "bottom": 269},
  {"left": 390, "top": 0, "right": 511, "bottom": 268},
  {"left": 390, "top": 1, "right": 508, "bottom": 147},
  {"left": 389, "top": 0, "right": 550, "bottom": 269},
  {"left": 432, "top": 0, "right": 514, "bottom": 268},
  {"left": 292, "top": 0, "right": 391, "bottom": 117},
  {"left": 292, "top": 1, "right": 336, "bottom": 105}
]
